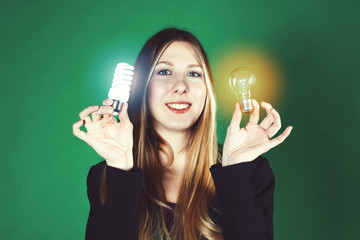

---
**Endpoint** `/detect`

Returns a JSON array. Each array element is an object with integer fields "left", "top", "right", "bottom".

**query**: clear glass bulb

[
  {"left": 108, "top": 62, "right": 134, "bottom": 115},
  {"left": 229, "top": 67, "right": 257, "bottom": 113}
]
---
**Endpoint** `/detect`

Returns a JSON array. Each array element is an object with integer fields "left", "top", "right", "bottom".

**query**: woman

[{"left": 73, "top": 28, "right": 293, "bottom": 240}]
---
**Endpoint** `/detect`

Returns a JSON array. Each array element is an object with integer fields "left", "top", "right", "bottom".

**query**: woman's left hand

[{"left": 222, "top": 99, "right": 293, "bottom": 167}]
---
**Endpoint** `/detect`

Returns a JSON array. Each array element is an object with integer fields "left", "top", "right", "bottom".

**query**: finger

[
  {"left": 102, "top": 98, "right": 113, "bottom": 106},
  {"left": 267, "top": 108, "right": 282, "bottom": 138},
  {"left": 72, "top": 120, "right": 87, "bottom": 141},
  {"left": 102, "top": 99, "right": 114, "bottom": 119},
  {"left": 79, "top": 105, "right": 99, "bottom": 124},
  {"left": 269, "top": 126, "right": 293, "bottom": 148},
  {"left": 259, "top": 101, "right": 274, "bottom": 130},
  {"left": 118, "top": 103, "right": 132, "bottom": 128},
  {"left": 92, "top": 106, "right": 114, "bottom": 121},
  {"left": 102, "top": 111, "right": 114, "bottom": 120},
  {"left": 248, "top": 99, "right": 260, "bottom": 125},
  {"left": 228, "top": 102, "right": 242, "bottom": 132}
]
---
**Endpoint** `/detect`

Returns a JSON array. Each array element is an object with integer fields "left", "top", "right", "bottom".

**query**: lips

[{"left": 165, "top": 101, "right": 192, "bottom": 114}]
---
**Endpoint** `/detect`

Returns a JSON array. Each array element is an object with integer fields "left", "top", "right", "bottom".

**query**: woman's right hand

[{"left": 72, "top": 99, "right": 134, "bottom": 171}]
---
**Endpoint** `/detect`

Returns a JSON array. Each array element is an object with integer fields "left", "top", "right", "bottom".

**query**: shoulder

[{"left": 86, "top": 160, "right": 106, "bottom": 190}]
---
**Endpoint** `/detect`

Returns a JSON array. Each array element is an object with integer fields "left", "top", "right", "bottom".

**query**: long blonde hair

[{"left": 101, "top": 28, "right": 222, "bottom": 240}]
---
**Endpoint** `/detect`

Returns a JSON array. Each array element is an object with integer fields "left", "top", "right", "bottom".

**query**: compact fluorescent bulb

[{"left": 108, "top": 62, "right": 134, "bottom": 115}]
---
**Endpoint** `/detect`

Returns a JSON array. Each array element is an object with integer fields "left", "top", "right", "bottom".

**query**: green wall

[{"left": 1, "top": 0, "right": 359, "bottom": 239}]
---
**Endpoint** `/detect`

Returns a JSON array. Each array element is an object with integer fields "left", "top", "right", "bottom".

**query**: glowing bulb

[
  {"left": 108, "top": 62, "right": 134, "bottom": 115},
  {"left": 229, "top": 67, "right": 257, "bottom": 113}
]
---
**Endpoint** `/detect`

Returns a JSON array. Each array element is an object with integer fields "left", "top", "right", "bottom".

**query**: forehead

[{"left": 158, "top": 41, "right": 200, "bottom": 64}]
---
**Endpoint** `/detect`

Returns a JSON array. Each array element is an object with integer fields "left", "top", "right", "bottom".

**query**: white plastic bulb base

[{"left": 240, "top": 99, "right": 253, "bottom": 113}]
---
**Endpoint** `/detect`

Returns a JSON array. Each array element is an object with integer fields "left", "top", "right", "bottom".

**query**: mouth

[{"left": 165, "top": 102, "right": 192, "bottom": 114}]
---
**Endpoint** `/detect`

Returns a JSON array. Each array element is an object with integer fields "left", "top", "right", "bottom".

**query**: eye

[
  {"left": 158, "top": 69, "right": 171, "bottom": 75},
  {"left": 187, "top": 71, "right": 201, "bottom": 77}
]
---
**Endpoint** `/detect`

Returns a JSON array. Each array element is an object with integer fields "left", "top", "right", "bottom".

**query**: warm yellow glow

[{"left": 212, "top": 46, "right": 285, "bottom": 117}]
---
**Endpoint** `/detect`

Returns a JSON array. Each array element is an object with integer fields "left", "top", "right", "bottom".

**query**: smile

[{"left": 165, "top": 102, "right": 192, "bottom": 113}]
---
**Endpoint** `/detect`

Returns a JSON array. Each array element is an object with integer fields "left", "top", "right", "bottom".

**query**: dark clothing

[{"left": 85, "top": 155, "right": 275, "bottom": 240}]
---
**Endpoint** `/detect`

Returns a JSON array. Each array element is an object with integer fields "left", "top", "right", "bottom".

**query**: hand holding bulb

[
  {"left": 72, "top": 62, "right": 135, "bottom": 171},
  {"left": 222, "top": 67, "right": 293, "bottom": 166},
  {"left": 222, "top": 100, "right": 293, "bottom": 166}
]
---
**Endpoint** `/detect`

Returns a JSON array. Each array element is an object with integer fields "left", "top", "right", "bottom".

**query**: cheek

[
  {"left": 147, "top": 81, "right": 170, "bottom": 108},
  {"left": 147, "top": 82, "right": 156, "bottom": 103},
  {"left": 148, "top": 82, "right": 163, "bottom": 101},
  {"left": 193, "top": 84, "right": 207, "bottom": 104}
]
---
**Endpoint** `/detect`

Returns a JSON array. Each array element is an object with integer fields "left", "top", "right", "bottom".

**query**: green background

[{"left": 1, "top": 0, "right": 359, "bottom": 239}]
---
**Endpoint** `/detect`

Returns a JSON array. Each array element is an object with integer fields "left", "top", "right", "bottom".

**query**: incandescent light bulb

[
  {"left": 229, "top": 67, "right": 257, "bottom": 113},
  {"left": 108, "top": 62, "right": 134, "bottom": 115}
]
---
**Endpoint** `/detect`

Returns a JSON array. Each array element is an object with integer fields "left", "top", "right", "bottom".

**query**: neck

[
  {"left": 155, "top": 127, "right": 190, "bottom": 173},
  {"left": 156, "top": 128, "right": 189, "bottom": 204},
  {"left": 157, "top": 128, "right": 190, "bottom": 156}
]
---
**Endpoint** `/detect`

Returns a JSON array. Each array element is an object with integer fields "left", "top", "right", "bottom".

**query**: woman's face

[{"left": 147, "top": 41, "right": 207, "bottom": 134}]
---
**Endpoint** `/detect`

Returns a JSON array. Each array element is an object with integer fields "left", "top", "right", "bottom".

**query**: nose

[{"left": 171, "top": 75, "right": 189, "bottom": 94}]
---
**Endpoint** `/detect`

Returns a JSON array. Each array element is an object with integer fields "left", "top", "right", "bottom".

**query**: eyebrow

[{"left": 156, "top": 61, "right": 202, "bottom": 68}]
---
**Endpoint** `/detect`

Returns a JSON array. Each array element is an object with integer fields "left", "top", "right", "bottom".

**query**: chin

[
  {"left": 156, "top": 118, "right": 195, "bottom": 132},
  {"left": 152, "top": 112, "right": 201, "bottom": 133},
  {"left": 167, "top": 122, "right": 194, "bottom": 132}
]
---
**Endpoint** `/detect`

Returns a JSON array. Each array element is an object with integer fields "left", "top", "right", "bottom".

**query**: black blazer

[{"left": 85, "top": 155, "right": 275, "bottom": 240}]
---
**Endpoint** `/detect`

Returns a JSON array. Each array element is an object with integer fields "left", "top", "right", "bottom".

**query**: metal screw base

[{"left": 240, "top": 99, "right": 253, "bottom": 113}]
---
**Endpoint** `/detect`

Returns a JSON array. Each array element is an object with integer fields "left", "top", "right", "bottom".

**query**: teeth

[{"left": 167, "top": 104, "right": 190, "bottom": 110}]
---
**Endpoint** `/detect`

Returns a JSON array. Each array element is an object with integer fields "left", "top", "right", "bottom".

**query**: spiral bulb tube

[{"left": 108, "top": 62, "right": 134, "bottom": 115}]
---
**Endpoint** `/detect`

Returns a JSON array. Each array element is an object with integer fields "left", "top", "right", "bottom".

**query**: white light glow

[{"left": 108, "top": 62, "right": 134, "bottom": 102}]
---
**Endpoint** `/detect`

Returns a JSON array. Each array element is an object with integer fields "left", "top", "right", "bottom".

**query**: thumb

[
  {"left": 228, "top": 102, "right": 242, "bottom": 131},
  {"left": 118, "top": 102, "right": 131, "bottom": 124}
]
